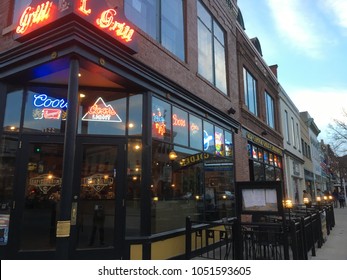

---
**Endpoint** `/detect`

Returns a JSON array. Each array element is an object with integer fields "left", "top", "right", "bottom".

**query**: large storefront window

[{"left": 151, "top": 97, "right": 235, "bottom": 233}]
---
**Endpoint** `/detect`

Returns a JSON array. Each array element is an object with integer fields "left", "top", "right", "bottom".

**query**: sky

[{"left": 237, "top": 0, "right": 347, "bottom": 147}]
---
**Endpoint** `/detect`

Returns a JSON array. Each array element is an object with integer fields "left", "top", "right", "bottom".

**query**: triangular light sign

[{"left": 82, "top": 97, "right": 122, "bottom": 122}]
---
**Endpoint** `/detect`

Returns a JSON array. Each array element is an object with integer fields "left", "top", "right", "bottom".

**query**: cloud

[
  {"left": 322, "top": 0, "right": 347, "bottom": 29},
  {"left": 288, "top": 87, "right": 347, "bottom": 140},
  {"left": 265, "top": 0, "right": 324, "bottom": 58}
]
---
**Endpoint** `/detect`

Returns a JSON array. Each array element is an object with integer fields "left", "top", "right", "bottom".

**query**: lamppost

[
  {"left": 303, "top": 197, "right": 310, "bottom": 214},
  {"left": 284, "top": 199, "right": 293, "bottom": 221}
]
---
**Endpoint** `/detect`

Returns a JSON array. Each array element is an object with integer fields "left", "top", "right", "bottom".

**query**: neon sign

[
  {"left": 95, "top": 9, "right": 134, "bottom": 42},
  {"left": 82, "top": 97, "right": 122, "bottom": 122},
  {"left": 152, "top": 109, "right": 166, "bottom": 137},
  {"left": 215, "top": 131, "right": 224, "bottom": 156},
  {"left": 15, "top": 0, "right": 137, "bottom": 51},
  {"left": 172, "top": 114, "right": 186, "bottom": 127},
  {"left": 33, "top": 94, "right": 68, "bottom": 109},
  {"left": 33, "top": 94, "right": 67, "bottom": 120},
  {"left": 190, "top": 123, "right": 199, "bottom": 134},
  {"left": 203, "top": 130, "right": 213, "bottom": 151},
  {"left": 16, "top": 1, "right": 54, "bottom": 34}
]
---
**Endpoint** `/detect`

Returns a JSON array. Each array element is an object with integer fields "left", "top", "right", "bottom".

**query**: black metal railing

[
  {"left": 185, "top": 204, "right": 335, "bottom": 260},
  {"left": 185, "top": 217, "right": 237, "bottom": 260}
]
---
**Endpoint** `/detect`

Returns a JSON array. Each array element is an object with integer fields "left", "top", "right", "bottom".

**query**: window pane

[
  {"left": 189, "top": 115, "right": 203, "bottom": 150},
  {"left": 12, "top": 0, "right": 31, "bottom": 24},
  {"left": 197, "top": 1, "right": 212, "bottom": 30},
  {"left": 214, "top": 38, "right": 227, "bottom": 94},
  {"left": 161, "top": 0, "right": 185, "bottom": 60},
  {"left": 265, "top": 165, "right": 275, "bottom": 181},
  {"left": 253, "top": 161, "right": 264, "bottom": 181},
  {"left": 23, "top": 87, "right": 67, "bottom": 134},
  {"left": 128, "top": 94, "right": 143, "bottom": 136},
  {"left": 265, "top": 92, "right": 275, "bottom": 128},
  {"left": 213, "top": 22, "right": 224, "bottom": 45},
  {"left": 198, "top": 20, "right": 213, "bottom": 83},
  {"left": 152, "top": 97, "right": 171, "bottom": 141},
  {"left": 126, "top": 139, "right": 142, "bottom": 236},
  {"left": 151, "top": 142, "right": 203, "bottom": 233},
  {"left": 225, "top": 131, "right": 233, "bottom": 157},
  {"left": 0, "top": 136, "right": 18, "bottom": 201},
  {"left": 205, "top": 155, "right": 235, "bottom": 220},
  {"left": 215, "top": 126, "right": 224, "bottom": 156},
  {"left": 124, "top": 0, "right": 157, "bottom": 38},
  {"left": 3, "top": 88, "right": 22, "bottom": 132},
  {"left": 203, "top": 121, "right": 214, "bottom": 154},
  {"left": 172, "top": 107, "right": 188, "bottom": 146}
]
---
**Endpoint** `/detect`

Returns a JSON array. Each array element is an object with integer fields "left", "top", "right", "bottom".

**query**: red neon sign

[
  {"left": 96, "top": 9, "right": 134, "bottom": 42},
  {"left": 15, "top": 0, "right": 137, "bottom": 50},
  {"left": 172, "top": 114, "right": 186, "bottom": 127},
  {"left": 16, "top": 1, "right": 54, "bottom": 34}
]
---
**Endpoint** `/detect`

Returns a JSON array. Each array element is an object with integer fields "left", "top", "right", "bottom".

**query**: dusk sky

[{"left": 238, "top": 0, "right": 347, "bottom": 145}]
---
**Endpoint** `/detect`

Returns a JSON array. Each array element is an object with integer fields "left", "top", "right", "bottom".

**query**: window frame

[
  {"left": 265, "top": 91, "right": 275, "bottom": 129},
  {"left": 243, "top": 68, "right": 258, "bottom": 116},
  {"left": 197, "top": 0, "right": 227, "bottom": 94}
]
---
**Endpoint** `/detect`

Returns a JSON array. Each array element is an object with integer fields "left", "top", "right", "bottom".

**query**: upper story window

[
  {"left": 243, "top": 68, "right": 257, "bottom": 115},
  {"left": 284, "top": 110, "right": 290, "bottom": 143},
  {"left": 291, "top": 117, "right": 296, "bottom": 148},
  {"left": 125, "top": 0, "right": 185, "bottom": 61},
  {"left": 197, "top": 1, "right": 227, "bottom": 94},
  {"left": 265, "top": 92, "right": 275, "bottom": 129},
  {"left": 296, "top": 123, "right": 300, "bottom": 151}
]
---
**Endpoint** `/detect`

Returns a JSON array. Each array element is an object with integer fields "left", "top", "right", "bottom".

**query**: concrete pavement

[{"left": 309, "top": 206, "right": 347, "bottom": 260}]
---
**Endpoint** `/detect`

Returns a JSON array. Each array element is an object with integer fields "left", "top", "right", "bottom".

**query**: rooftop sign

[{"left": 14, "top": 0, "right": 137, "bottom": 52}]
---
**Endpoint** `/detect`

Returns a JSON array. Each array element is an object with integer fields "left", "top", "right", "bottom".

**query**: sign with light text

[
  {"left": 82, "top": 97, "right": 122, "bottom": 122},
  {"left": 32, "top": 93, "right": 67, "bottom": 120},
  {"left": 14, "top": 0, "right": 137, "bottom": 52}
]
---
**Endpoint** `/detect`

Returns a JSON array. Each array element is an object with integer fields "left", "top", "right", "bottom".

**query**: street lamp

[
  {"left": 284, "top": 199, "right": 293, "bottom": 221},
  {"left": 303, "top": 197, "right": 310, "bottom": 214}
]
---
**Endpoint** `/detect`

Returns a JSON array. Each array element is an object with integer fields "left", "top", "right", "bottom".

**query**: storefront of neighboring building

[
  {"left": 235, "top": 16, "right": 284, "bottom": 186},
  {"left": 279, "top": 86, "right": 305, "bottom": 203},
  {"left": 0, "top": 0, "right": 240, "bottom": 259},
  {"left": 243, "top": 130, "right": 283, "bottom": 182}
]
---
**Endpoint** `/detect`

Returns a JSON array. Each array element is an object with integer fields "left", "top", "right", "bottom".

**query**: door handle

[{"left": 71, "top": 202, "right": 78, "bottom": 225}]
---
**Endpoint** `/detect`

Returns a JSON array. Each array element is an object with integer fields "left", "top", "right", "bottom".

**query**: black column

[{"left": 56, "top": 57, "right": 79, "bottom": 259}]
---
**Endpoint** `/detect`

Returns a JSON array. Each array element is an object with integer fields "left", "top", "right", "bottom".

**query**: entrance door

[
  {"left": 9, "top": 135, "right": 64, "bottom": 259},
  {"left": 71, "top": 137, "right": 125, "bottom": 259}
]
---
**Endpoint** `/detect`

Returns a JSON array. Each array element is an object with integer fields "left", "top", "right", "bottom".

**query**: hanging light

[{"left": 169, "top": 150, "right": 177, "bottom": 160}]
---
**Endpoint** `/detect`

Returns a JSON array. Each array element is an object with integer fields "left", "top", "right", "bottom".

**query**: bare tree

[{"left": 328, "top": 109, "right": 347, "bottom": 155}]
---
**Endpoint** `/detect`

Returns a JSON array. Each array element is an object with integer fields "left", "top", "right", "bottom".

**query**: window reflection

[
  {"left": 3, "top": 88, "right": 22, "bottom": 133},
  {"left": 151, "top": 142, "right": 203, "bottom": 233},
  {"left": 126, "top": 139, "right": 142, "bottom": 236}
]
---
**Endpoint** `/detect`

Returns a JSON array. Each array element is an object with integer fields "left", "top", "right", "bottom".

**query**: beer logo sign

[{"left": 82, "top": 97, "right": 122, "bottom": 123}]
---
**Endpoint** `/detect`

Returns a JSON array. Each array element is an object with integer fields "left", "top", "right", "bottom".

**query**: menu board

[{"left": 242, "top": 188, "right": 278, "bottom": 212}]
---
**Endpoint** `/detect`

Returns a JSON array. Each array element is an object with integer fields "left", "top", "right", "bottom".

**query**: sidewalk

[{"left": 309, "top": 206, "right": 347, "bottom": 260}]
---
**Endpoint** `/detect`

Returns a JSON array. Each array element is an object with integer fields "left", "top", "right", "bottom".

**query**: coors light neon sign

[{"left": 15, "top": 0, "right": 136, "bottom": 50}]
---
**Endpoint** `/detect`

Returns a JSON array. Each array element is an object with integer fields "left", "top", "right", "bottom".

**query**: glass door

[
  {"left": 72, "top": 138, "right": 125, "bottom": 259},
  {"left": 9, "top": 135, "right": 64, "bottom": 259}
]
